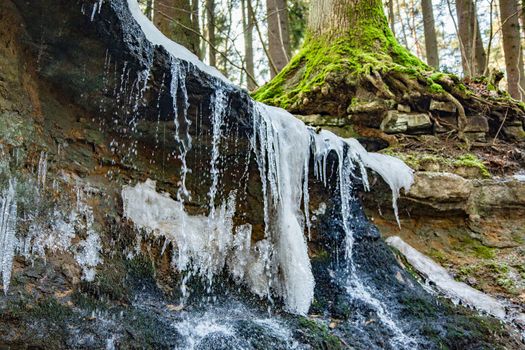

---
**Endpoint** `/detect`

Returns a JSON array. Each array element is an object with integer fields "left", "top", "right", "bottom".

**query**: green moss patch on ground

[{"left": 381, "top": 148, "right": 491, "bottom": 178}]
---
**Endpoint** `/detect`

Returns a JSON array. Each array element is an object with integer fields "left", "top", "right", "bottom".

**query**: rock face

[
  {"left": 366, "top": 170, "right": 525, "bottom": 315},
  {"left": 408, "top": 172, "right": 472, "bottom": 202},
  {"left": 404, "top": 171, "right": 525, "bottom": 216},
  {"left": 0, "top": 0, "right": 524, "bottom": 349},
  {"left": 380, "top": 111, "right": 432, "bottom": 134}
]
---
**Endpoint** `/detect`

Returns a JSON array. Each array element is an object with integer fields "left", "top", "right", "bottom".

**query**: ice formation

[
  {"left": 122, "top": 180, "right": 238, "bottom": 283},
  {"left": 386, "top": 236, "right": 507, "bottom": 319},
  {"left": 122, "top": 0, "right": 414, "bottom": 315},
  {"left": 125, "top": 0, "right": 228, "bottom": 82},
  {"left": 0, "top": 173, "right": 102, "bottom": 291},
  {"left": 0, "top": 179, "right": 17, "bottom": 293},
  {"left": 74, "top": 195, "right": 103, "bottom": 282}
]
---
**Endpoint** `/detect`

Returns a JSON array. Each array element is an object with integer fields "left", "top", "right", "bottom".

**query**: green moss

[
  {"left": 380, "top": 149, "right": 491, "bottom": 178},
  {"left": 472, "top": 245, "right": 495, "bottom": 259},
  {"left": 312, "top": 248, "right": 330, "bottom": 261},
  {"left": 297, "top": 317, "right": 342, "bottom": 350},
  {"left": 456, "top": 264, "right": 478, "bottom": 280},
  {"left": 4, "top": 297, "right": 73, "bottom": 321},
  {"left": 486, "top": 262, "right": 509, "bottom": 275},
  {"left": 126, "top": 254, "right": 155, "bottom": 278},
  {"left": 452, "top": 154, "right": 490, "bottom": 178},
  {"left": 400, "top": 295, "right": 438, "bottom": 319},
  {"left": 428, "top": 248, "right": 448, "bottom": 264},
  {"left": 252, "top": 1, "right": 433, "bottom": 109},
  {"left": 0, "top": 111, "right": 36, "bottom": 147},
  {"left": 79, "top": 262, "right": 129, "bottom": 303},
  {"left": 428, "top": 83, "right": 445, "bottom": 93}
]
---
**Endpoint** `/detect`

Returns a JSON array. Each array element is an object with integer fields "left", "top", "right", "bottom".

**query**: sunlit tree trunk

[
  {"left": 388, "top": 0, "right": 395, "bottom": 35},
  {"left": 421, "top": 0, "right": 439, "bottom": 68},
  {"left": 242, "top": 0, "right": 256, "bottom": 89},
  {"left": 191, "top": 0, "right": 201, "bottom": 59},
  {"left": 206, "top": 0, "right": 216, "bottom": 66},
  {"left": 499, "top": 0, "right": 525, "bottom": 99},
  {"left": 455, "top": 0, "right": 486, "bottom": 76},
  {"left": 267, "top": 0, "right": 291, "bottom": 77},
  {"left": 254, "top": 0, "right": 427, "bottom": 114}
]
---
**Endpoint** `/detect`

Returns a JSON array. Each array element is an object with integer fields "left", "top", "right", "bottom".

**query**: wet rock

[
  {"left": 465, "top": 115, "right": 489, "bottom": 133},
  {"left": 348, "top": 99, "right": 393, "bottom": 114},
  {"left": 295, "top": 114, "right": 346, "bottom": 127},
  {"left": 471, "top": 178, "right": 525, "bottom": 213},
  {"left": 464, "top": 131, "right": 486, "bottom": 142},
  {"left": 429, "top": 100, "right": 457, "bottom": 113},
  {"left": 466, "top": 277, "right": 477, "bottom": 286},
  {"left": 380, "top": 111, "right": 432, "bottom": 134},
  {"left": 503, "top": 124, "right": 525, "bottom": 141},
  {"left": 397, "top": 104, "right": 411, "bottom": 113}
]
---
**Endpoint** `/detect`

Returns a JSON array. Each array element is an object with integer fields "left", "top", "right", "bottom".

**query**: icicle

[
  {"left": 122, "top": 180, "right": 237, "bottom": 288},
  {"left": 252, "top": 103, "right": 314, "bottom": 315},
  {"left": 344, "top": 138, "right": 413, "bottom": 226},
  {"left": 207, "top": 86, "right": 227, "bottom": 217},
  {"left": 0, "top": 179, "right": 17, "bottom": 293},
  {"left": 37, "top": 151, "right": 47, "bottom": 191}
]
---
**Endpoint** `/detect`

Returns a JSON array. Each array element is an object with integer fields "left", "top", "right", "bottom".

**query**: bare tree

[
  {"left": 455, "top": 0, "right": 486, "bottom": 76},
  {"left": 154, "top": 0, "right": 201, "bottom": 56},
  {"left": 267, "top": 0, "right": 291, "bottom": 77},
  {"left": 206, "top": 0, "right": 217, "bottom": 66},
  {"left": 388, "top": 0, "right": 396, "bottom": 35},
  {"left": 499, "top": 0, "right": 525, "bottom": 99},
  {"left": 421, "top": 0, "right": 439, "bottom": 68},
  {"left": 242, "top": 0, "right": 257, "bottom": 89}
]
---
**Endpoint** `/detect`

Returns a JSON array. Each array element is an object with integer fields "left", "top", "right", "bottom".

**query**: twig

[{"left": 492, "top": 108, "right": 508, "bottom": 145}]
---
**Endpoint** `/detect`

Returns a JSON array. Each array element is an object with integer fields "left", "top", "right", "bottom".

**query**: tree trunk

[
  {"left": 499, "top": 0, "right": 525, "bottom": 99},
  {"left": 308, "top": 0, "right": 396, "bottom": 44},
  {"left": 154, "top": 0, "right": 201, "bottom": 56},
  {"left": 191, "top": 0, "right": 201, "bottom": 59},
  {"left": 267, "top": 0, "right": 291, "bottom": 77},
  {"left": 242, "top": 0, "right": 256, "bottom": 89},
  {"left": 206, "top": 0, "right": 216, "bottom": 66},
  {"left": 255, "top": 0, "right": 427, "bottom": 115},
  {"left": 521, "top": 0, "right": 525, "bottom": 41},
  {"left": 421, "top": 0, "right": 439, "bottom": 68},
  {"left": 388, "top": 0, "right": 395, "bottom": 35},
  {"left": 254, "top": 0, "right": 525, "bottom": 146},
  {"left": 455, "top": 0, "right": 486, "bottom": 77}
]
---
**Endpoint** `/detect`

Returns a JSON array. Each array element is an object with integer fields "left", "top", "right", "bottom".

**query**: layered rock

[{"left": 0, "top": 0, "right": 523, "bottom": 348}]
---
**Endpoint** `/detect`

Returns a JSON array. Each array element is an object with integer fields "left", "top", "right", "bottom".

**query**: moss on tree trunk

[{"left": 253, "top": 0, "right": 525, "bottom": 145}]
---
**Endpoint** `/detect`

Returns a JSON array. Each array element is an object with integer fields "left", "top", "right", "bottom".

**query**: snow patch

[
  {"left": 386, "top": 236, "right": 507, "bottom": 319},
  {"left": 126, "top": 0, "right": 229, "bottom": 83}
]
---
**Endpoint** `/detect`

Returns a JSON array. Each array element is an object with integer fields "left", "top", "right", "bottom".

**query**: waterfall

[{"left": 123, "top": 0, "right": 414, "bottom": 316}]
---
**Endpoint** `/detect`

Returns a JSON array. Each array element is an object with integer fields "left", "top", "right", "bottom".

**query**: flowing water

[{"left": 0, "top": 1, "right": 427, "bottom": 348}]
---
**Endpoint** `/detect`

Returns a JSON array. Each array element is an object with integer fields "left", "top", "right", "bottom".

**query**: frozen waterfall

[{"left": 123, "top": 0, "right": 414, "bottom": 316}]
